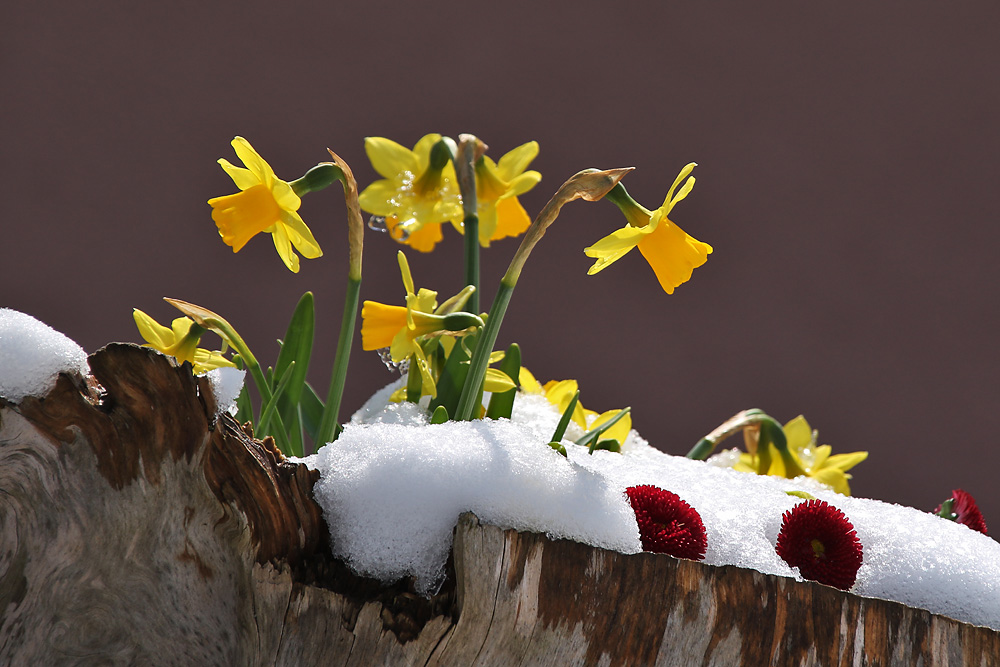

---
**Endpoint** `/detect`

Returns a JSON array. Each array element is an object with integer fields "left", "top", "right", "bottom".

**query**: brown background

[{"left": 5, "top": 2, "right": 999, "bottom": 525}]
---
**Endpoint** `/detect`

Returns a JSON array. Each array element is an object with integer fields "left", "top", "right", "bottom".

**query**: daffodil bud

[
  {"left": 441, "top": 312, "right": 483, "bottom": 332},
  {"left": 290, "top": 163, "right": 344, "bottom": 196}
]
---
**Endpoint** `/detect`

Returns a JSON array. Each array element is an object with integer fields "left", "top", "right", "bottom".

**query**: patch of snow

[
  {"left": 305, "top": 380, "right": 1000, "bottom": 630},
  {"left": 204, "top": 366, "right": 245, "bottom": 416},
  {"left": 0, "top": 309, "right": 89, "bottom": 403}
]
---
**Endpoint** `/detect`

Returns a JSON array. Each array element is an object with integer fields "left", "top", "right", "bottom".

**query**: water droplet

[
  {"left": 377, "top": 347, "right": 409, "bottom": 374},
  {"left": 368, "top": 215, "right": 410, "bottom": 241}
]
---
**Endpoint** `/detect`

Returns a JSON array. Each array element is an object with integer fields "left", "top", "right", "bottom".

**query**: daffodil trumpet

[{"left": 453, "top": 168, "right": 633, "bottom": 421}]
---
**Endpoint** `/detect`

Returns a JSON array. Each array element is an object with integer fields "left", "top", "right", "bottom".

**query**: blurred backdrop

[{"left": 5, "top": 2, "right": 999, "bottom": 524}]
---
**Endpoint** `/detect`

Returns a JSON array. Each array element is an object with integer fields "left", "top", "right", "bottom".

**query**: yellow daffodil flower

[
  {"left": 451, "top": 141, "right": 542, "bottom": 247},
  {"left": 735, "top": 415, "right": 868, "bottom": 495},
  {"left": 358, "top": 134, "right": 463, "bottom": 253},
  {"left": 361, "top": 252, "right": 481, "bottom": 397},
  {"left": 208, "top": 136, "right": 323, "bottom": 273},
  {"left": 584, "top": 163, "right": 712, "bottom": 294},
  {"left": 521, "top": 369, "right": 632, "bottom": 445},
  {"left": 133, "top": 309, "right": 236, "bottom": 374}
]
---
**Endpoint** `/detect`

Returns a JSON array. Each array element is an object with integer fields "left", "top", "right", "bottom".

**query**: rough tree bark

[{"left": 1, "top": 344, "right": 997, "bottom": 666}]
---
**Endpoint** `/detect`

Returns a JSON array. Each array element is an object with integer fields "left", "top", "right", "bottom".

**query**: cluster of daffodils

[
  {"left": 127, "top": 130, "right": 987, "bottom": 558},
  {"left": 133, "top": 133, "right": 713, "bottom": 456}
]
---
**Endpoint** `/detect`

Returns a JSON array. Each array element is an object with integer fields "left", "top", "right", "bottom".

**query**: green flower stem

[
  {"left": 686, "top": 408, "right": 772, "bottom": 460},
  {"left": 456, "top": 135, "right": 481, "bottom": 313},
  {"left": 454, "top": 168, "right": 632, "bottom": 422},
  {"left": 685, "top": 408, "right": 805, "bottom": 477},
  {"left": 316, "top": 275, "right": 360, "bottom": 446},
  {"left": 602, "top": 181, "right": 653, "bottom": 224},
  {"left": 464, "top": 213, "right": 479, "bottom": 313},
  {"left": 454, "top": 280, "right": 514, "bottom": 421},
  {"left": 163, "top": 297, "right": 293, "bottom": 453}
]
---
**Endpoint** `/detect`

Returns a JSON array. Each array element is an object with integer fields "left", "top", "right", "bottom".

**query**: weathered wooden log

[{"left": 1, "top": 343, "right": 998, "bottom": 665}]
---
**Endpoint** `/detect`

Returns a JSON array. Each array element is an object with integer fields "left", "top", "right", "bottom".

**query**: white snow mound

[{"left": 0, "top": 309, "right": 89, "bottom": 402}]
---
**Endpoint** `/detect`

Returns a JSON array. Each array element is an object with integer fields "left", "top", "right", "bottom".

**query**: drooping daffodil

[
  {"left": 584, "top": 162, "right": 712, "bottom": 294},
  {"left": 208, "top": 137, "right": 325, "bottom": 273},
  {"left": 520, "top": 368, "right": 632, "bottom": 446},
  {"left": 358, "top": 134, "right": 463, "bottom": 253},
  {"left": 133, "top": 309, "right": 236, "bottom": 374},
  {"left": 451, "top": 141, "right": 542, "bottom": 247},
  {"left": 361, "top": 252, "right": 482, "bottom": 397},
  {"left": 734, "top": 415, "right": 868, "bottom": 495}
]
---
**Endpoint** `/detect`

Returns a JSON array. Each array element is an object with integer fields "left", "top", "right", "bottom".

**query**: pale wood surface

[{"left": 1, "top": 344, "right": 997, "bottom": 666}]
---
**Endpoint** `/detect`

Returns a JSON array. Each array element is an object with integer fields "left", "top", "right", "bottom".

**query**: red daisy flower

[
  {"left": 775, "top": 499, "right": 863, "bottom": 590},
  {"left": 625, "top": 485, "right": 707, "bottom": 561},
  {"left": 934, "top": 489, "right": 988, "bottom": 535}
]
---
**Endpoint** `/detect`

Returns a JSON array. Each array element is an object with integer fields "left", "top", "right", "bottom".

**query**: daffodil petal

[
  {"left": 505, "top": 170, "right": 542, "bottom": 197},
  {"left": 477, "top": 200, "right": 498, "bottom": 246},
  {"left": 365, "top": 137, "right": 419, "bottom": 179},
  {"left": 218, "top": 159, "right": 260, "bottom": 190},
  {"left": 583, "top": 224, "right": 649, "bottom": 274},
  {"left": 133, "top": 309, "right": 175, "bottom": 349},
  {"left": 270, "top": 222, "right": 299, "bottom": 273},
  {"left": 280, "top": 210, "right": 322, "bottom": 259},
  {"left": 519, "top": 366, "right": 543, "bottom": 393},
  {"left": 402, "top": 221, "right": 445, "bottom": 253},
  {"left": 192, "top": 348, "right": 236, "bottom": 373},
  {"left": 231, "top": 137, "right": 276, "bottom": 185},
  {"left": 812, "top": 468, "right": 851, "bottom": 495},
  {"left": 783, "top": 415, "right": 813, "bottom": 453},
  {"left": 414, "top": 288, "right": 438, "bottom": 314},
  {"left": 664, "top": 175, "right": 695, "bottom": 215},
  {"left": 412, "top": 344, "right": 437, "bottom": 398},
  {"left": 491, "top": 197, "right": 530, "bottom": 242},
  {"left": 636, "top": 218, "right": 712, "bottom": 294},
  {"left": 389, "top": 328, "right": 413, "bottom": 363},
  {"left": 662, "top": 162, "right": 697, "bottom": 210},
  {"left": 496, "top": 141, "right": 539, "bottom": 181},
  {"left": 825, "top": 451, "right": 869, "bottom": 472},
  {"left": 358, "top": 180, "right": 402, "bottom": 216},
  {"left": 270, "top": 179, "right": 301, "bottom": 212},
  {"left": 810, "top": 444, "right": 832, "bottom": 469},
  {"left": 484, "top": 368, "right": 516, "bottom": 393},
  {"left": 590, "top": 409, "right": 632, "bottom": 446}
]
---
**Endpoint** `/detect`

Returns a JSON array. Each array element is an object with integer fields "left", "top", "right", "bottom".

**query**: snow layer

[
  {"left": 0, "top": 308, "right": 89, "bottom": 402},
  {"left": 204, "top": 366, "right": 245, "bottom": 416},
  {"left": 307, "top": 381, "right": 1000, "bottom": 629}
]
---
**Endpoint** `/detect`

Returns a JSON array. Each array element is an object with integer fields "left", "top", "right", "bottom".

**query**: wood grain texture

[{"left": 1, "top": 343, "right": 997, "bottom": 666}]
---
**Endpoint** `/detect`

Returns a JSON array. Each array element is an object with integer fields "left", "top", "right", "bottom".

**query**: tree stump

[{"left": 1, "top": 343, "right": 997, "bottom": 665}]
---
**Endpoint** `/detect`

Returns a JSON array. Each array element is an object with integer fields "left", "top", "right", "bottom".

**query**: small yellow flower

[
  {"left": 358, "top": 134, "right": 463, "bottom": 253},
  {"left": 451, "top": 141, "right": 542, "bottom": 247},
  {"left": 584, "top": 163, "right": 712, "bottom": 294},
  {"left": 208, "top": 137, "right": 323, "bottom": 273},
  {"left": 521, "top": 368, "right": 632, "bottom": 445},
  {"left": 734, "top": 415, "right": 868, "bottom": 495},
  {"left": 361, "top": 252, "right": 481, "bottom": 397},
  {"left": 133, "top": 309, "right": 235, "bottom": 374}
]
